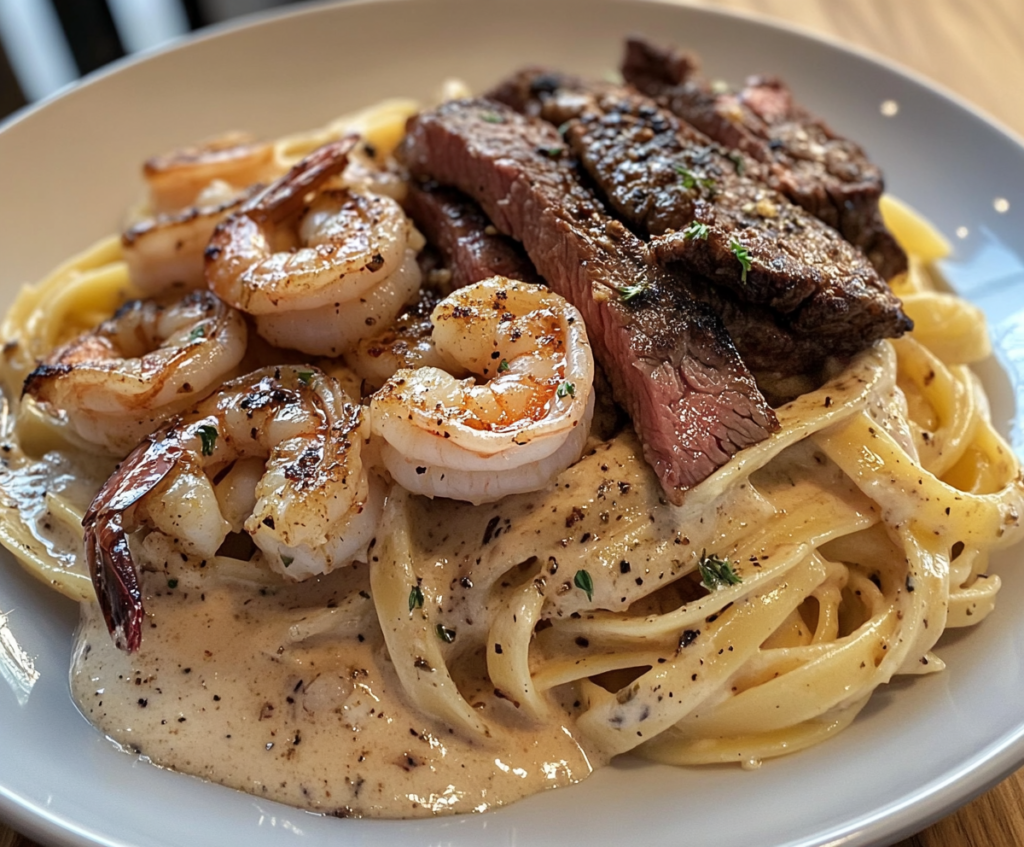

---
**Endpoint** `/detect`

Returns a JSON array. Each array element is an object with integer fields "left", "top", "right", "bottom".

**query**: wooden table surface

[{"left": 2, "top": 0, "right": 1023, "bottom": 845}]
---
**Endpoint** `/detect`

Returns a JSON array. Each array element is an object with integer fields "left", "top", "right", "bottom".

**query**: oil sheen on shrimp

[
  {"left": 122, "top": 133, "right": 281, "bottom": 294},
  {"left": 143, "top": 132, "right": 278, "bottom": 215},
  {"left": 23, "top": 290, "right": 247, "bottom": 455},
  {"left": 82, "top": 366, "right": 384, "bottom": 652},
  {"left": 370, "top": 276, "right": 595, "bottom": 504},
  {"left": 205, "top": 138, "right": 423, "bottom": 356}
]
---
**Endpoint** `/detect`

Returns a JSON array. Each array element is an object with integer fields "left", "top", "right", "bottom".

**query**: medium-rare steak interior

[
  {"left": 400, "top": 99, "right": 779, "bottom": 501},
  {"left": 622, "top": 36, "right": 908, "bottom": 281}
]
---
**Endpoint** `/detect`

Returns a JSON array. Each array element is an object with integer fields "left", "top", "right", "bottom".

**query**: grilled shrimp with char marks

[
  {"left": 205, "top": 138, "right": 423, "bottom": 356},
  {"left": 370, "top": 276, "right": 595, "bottom": 504},
  {"left": 23, "top": 290, "right": 247, "bottom": 455},
  {"left": 83, "top": 365, "right": 384, "bottom": 652}
]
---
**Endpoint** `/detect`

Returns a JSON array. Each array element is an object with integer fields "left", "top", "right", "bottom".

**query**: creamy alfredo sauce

[
  {"left": 70, "top": 429, "right": 703, "bottom": 818},
  {"left": 62, "top": 349, "right": 887, "bottom": 817},
  {"left": 67, "top": 420, "right": 760, "bottom": 816}
]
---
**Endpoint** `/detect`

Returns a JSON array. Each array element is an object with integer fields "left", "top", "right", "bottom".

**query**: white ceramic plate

[{"left": 2, "top": 1, "right": 1024, "bottom": 845}]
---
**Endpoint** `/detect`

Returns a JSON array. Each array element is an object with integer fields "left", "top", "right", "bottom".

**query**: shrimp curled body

[
  {"left": 370, "top": 276, "right": 595, "bottom": 504},
  {"left": 24, "top": 290, "right": 248, "bottom": 455},
  {"left": 83, "top": 366, "right": 383, "bottom": 652},
  {"left": 122, "top": 133, "right": 280, "bottom": 294},
  {"left": 205, "top": 138, "right": 422, "bottom": 356}
]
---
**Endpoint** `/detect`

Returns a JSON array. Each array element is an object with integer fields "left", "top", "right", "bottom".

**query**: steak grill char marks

[
  {"left": 491, "top": 69, "right": 912, "bottom": 378},
  {"left": 622, "top": 36, "right": 908, "bottom": 281},
  {"left": 404, "top": 181, "right": 543, "bottom": 289},
  {"left": 400, "top": 99, "right": 779, "bottom": 500}
]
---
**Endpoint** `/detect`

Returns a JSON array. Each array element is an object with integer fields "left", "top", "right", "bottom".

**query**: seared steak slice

[
  {"left": 400, "top": 99, "right": 779, "bottom": 499},
  {"left": 622, "top": 37, "right": 908, "bottom": 280},
  {"left": 404, "top": 181, "right": 543, "bottom": 288},
  {"left": 492, "top": 69, "right": 911, "bottom": 360}
]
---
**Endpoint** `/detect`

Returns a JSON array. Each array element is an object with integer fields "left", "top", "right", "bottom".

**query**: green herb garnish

[
  {"left": 281, "top": 555, "right": 293, "bottom": 568},
  {"left": 198, "top": 424, "right": 218, "bottom": 456},
  {"left": 729, "top": 239, "right": 751, "bottom": 283},
  {"left": 697, "top": 550, "right": 742, "bottom": 590},
  {"left": 573, "top": 569, "right": 594, "bottom": 602},
  {"left": 674, "top": 164, "right": 716, "bottom": 192},
  {"left": 297, "top": 370, "right": 314, "bottom": 386},
  {"left": 497, "top": 359, "right": 510, "bottom": 373},
  {"left": 436, "top": 624, "right": 456, "bottom": 643},
  {"left": 538, "top": 145, "right": 564, "bottom": 158},
  {"left": 188, "top": 325, "right": 206, "bottom": 341},
  {"left": 727, "top": 151, "right": 745, "bottom": 175},
  {"left": 481, "top": 111, "right": 504, "bottom": 124},
  {"left": 556, "top": 381, "right": 576, "bottom": 399},
  {"left": 615, "top": 282, "right": 646, "bottom": 302},
  {"left": 683, "top": 221, "right": 710, "bottom": 240},
  {"left": 167, "top": 578, "right": 178, "bottom": 589},
  {"left": 409, "top": 585, "right": 424, "bottom": 612}
]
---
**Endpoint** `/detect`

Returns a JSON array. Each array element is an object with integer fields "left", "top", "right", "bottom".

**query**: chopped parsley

[
  {"left": 281, "top": 555, "right": 294, "bottom": 568},
  {"left": 497, "top": 359, "right": 510, "bottom": 373},
  {"left": 683, "top": 221, "right": 710, "bottom": 240},
  {"left": 436, "top": 624, "right": 456, "bottom": 643},
  {"left": 167, "top": 578, "right": 178, "bottom": 589},
  {"left": 297, "top": 370, "right": 314, "bottom": 386},
  {"left": 674, "top": 164, "right": 716, "bottom": 192},
  {"left": 729, "top": 239, "right": 752, "bottom": 282},
  {"left": 556, "top": 381, "right": 576, "bottom": 399},
  {"left": 697, "top": 550, "right": 743, "bottom": 591},
  {"left": 480, "top": 111, "right": 504, "bottom": 124},
  {"left": 615, "top": 282, "right": 646, "bottom": 302},
  {"left": 727, "top": 151, "right": 745, "bottom": 175},
  {"left": 198, "top": 424, "right": 218, "bottom": 456},
  {"left": 409, "top": 584, "right": 424, "bottom": 612},
  {"left": 556, "top": 120, "right": 572, "bottom": 136},
  {"left": 188, "top": 325, "right": 206, "bottom": 341},
  {"left": 537, "top": 145, "right": 564, "bottom": 158},
  {"left": 574, "top": 569, "right": 594, "bottom": 602}
]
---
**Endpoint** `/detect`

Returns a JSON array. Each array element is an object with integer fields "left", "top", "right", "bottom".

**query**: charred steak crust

[
  {"left": 622, "top": 36, "right": 908, "bottom": 281},
  {"left": 399, "top": 99, "right": 779, "bottom": 499},
  {"left": 404, "top": 181, "right": 543, "bottom": 288},
  {"left": 491, "top": 68, "right": 911, "bottom": 372}
]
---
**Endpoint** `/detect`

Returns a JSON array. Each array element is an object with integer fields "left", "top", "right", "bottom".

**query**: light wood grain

[{"left": 3, "top": 0, "right": 1023, "bottom": 845}]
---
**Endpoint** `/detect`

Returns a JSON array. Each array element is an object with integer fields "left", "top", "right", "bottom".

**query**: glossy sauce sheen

[{"left": 71, "top": 556, "right": 600, "bottom": 817}]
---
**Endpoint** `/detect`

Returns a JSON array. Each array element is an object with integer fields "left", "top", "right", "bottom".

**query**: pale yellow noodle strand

[
  {"left": 370, "top": 487, "right": 490, "bottom": 739},
  {"left": 486, "top": 575, "right": 553, "bottom": 720}
]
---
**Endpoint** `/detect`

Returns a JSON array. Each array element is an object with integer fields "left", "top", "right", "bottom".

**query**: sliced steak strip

[
  {"left": 492, "top": 69, "right": 911, "bottom": 365},
  {"left": 622, "top": 37, "right": 908, "bottom": 280},
  {"left": 404, "top": 181, "right": 543, "bottom": 288},
  {"left": 400, "top": 99, "right": 779, "bottom": 500}
]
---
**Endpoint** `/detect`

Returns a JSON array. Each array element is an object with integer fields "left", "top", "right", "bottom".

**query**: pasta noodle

[{"left": 0, "top": 91, "right": 1021, "bottom": 817}]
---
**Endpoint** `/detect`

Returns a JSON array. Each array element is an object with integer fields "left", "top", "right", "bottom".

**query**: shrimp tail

[
  {"left": 82, "top": 431, "right": 185, "bottom": 652},
  {"left": 243, "top": 135, "right": 359, "bottom": 224},
  {"left": 85, "top": 515, "right": 144, "bottom": 653}
]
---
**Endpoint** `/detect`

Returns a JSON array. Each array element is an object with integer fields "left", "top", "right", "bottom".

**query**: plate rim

[{"left": 1, "top": 1, "right": 1023, "bottom": 846}]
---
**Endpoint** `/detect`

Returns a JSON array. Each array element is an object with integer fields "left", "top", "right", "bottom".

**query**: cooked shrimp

[
  {"left": 122, "top": 184, "right": 259, "bottom": 294},
  {"left": 24, "top": 290, "right": 247, "bottom": 455},
  {"left": 143, "top": 132, "right": 279, "bottom": 215},
  {"left": 370, "top": 276, "right": 595, "bottom": 504},
  {"left": 83, "top": 366, "right": 384, "bottom": 652},
  {"left": 205, "top": 138, "right": 423, "bottom": 356},
  {"left": 122, "top": 134, "right": 282, "bottom": 294},
  {"left": 346, "top": 288, "right": 451, "bottom": 393}
]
